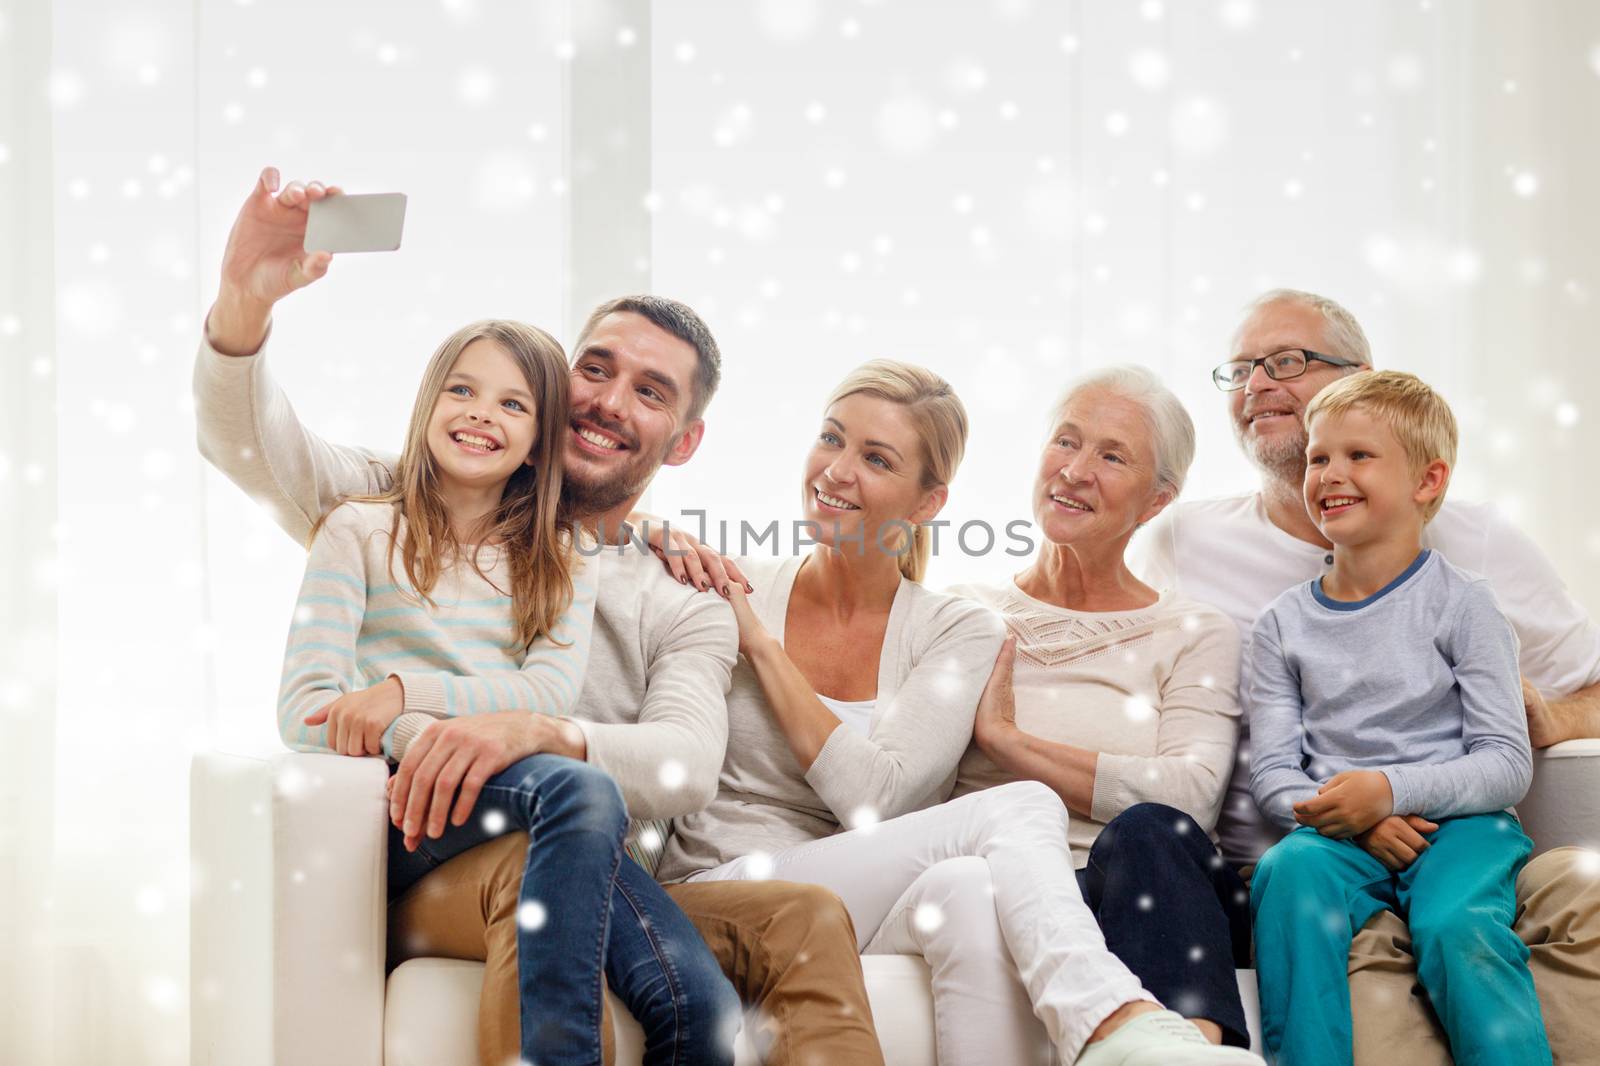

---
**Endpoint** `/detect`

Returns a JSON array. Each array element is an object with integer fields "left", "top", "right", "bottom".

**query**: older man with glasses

[{"left": 1128, "top": 288, "right": 1600, "bottom": 1066}]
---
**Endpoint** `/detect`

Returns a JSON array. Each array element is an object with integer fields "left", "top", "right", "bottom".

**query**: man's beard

[
  {"left": 559, "top": 420, "right": 678, "bottom": 521},
  {"left": 1234, "top": 419, "right": 1308, "bottom": 487},
  {"left": 560, "top": 456, "right": 656, "bottom": 517}
]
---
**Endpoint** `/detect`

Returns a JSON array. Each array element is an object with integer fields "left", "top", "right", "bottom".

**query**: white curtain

[
  {"left": 2, "top": 2, "right": 1597, "bottom": 1063},
  {"left": 3, "top": 0, "right": 579, "bottom": 1061},
  {"left": 2, "top": 0, "right": 62, "bottom": 1061},
  {"left": 645, "top": 1, "right": 1600, "bottom": 598}
]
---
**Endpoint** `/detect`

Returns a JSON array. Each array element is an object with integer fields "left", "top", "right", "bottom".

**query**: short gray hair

[
  {"left": 1050, "top": 365, "right": 1196, "bottom": 498},
  {"left": 1237, "top": 288, "right": 1373, "bottom": 366}
]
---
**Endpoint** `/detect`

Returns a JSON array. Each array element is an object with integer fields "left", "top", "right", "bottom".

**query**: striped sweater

[{"left": 277, "top": 499, "right": 599, "bottom": 759}]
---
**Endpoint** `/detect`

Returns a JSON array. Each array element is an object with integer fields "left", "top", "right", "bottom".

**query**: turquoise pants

[{"left": 1251, "top": 813, "right": 1550, "bottom": 1066}]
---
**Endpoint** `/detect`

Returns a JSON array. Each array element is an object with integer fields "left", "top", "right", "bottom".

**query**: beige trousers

[
  {"left": 1347, "top": 846, "right": 1600, "bottom": 1066},
  {"left": 387, "top": 831, "right": 888, "bottom": 1066}
]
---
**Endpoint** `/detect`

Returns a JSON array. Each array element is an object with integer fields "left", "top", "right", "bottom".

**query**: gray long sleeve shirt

[{"left": 1245, "top": 549, "right": 1533, "bottom": 831}]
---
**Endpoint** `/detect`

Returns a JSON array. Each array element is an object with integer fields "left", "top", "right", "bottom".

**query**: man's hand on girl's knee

[{"left": 390, "top": 712, "right": 555, "bottom": 847}]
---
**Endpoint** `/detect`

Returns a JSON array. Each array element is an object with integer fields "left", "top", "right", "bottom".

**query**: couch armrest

[
  {"left": 191, "top": 750, "right": 390, "bottom": 1066},
  {"left": 1520, "top": 738, "right": 1600, "bottom": 858}
]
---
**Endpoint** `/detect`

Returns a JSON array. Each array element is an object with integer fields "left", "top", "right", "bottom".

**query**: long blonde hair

[
  {"left": 825, "top": 360, "right": 968, "bottom": 583},
  {"left": 311, "top": 320, "right": 575, "bottom": 652}
]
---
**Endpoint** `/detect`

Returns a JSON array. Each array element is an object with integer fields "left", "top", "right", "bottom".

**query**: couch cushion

[
  {"left": 385, "top": 956, "right": 1263, "bottom": 1064},
  {"left": 1520, "top": 739, "right": 1600, "bottom": 857}
]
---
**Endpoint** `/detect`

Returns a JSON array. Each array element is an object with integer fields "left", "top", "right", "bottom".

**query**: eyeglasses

[{"left": 1211, "top": 349, "right": 1362, "bottom": 392}]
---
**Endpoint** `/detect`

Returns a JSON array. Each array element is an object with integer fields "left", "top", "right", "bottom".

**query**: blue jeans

[
  {"left": 388, "top": 754, "right": 739, "bottom": 1066},
  {"left": 1074, "top": 803, "right": 1254, "bottom": 1048},
  {"left": 1252, "top": 814, "right": 1549, "bottom": 1066}
]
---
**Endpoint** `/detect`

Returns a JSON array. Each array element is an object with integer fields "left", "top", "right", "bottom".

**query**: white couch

[{"left": 191, "top": 741, "right": 1600, "bottom": 1066}]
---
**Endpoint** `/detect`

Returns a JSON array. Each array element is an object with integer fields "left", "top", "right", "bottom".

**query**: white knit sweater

[
  {"left": 658, "top": 553, "right": 1007, "bottom": 882},
  {"left": 948, "top": 580, "right": 1242, "bottom": 866}
]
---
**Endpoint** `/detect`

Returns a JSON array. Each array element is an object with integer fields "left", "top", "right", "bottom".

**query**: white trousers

[{"left": 689, "top": 781, "right": 1155, "bottom": 1064}]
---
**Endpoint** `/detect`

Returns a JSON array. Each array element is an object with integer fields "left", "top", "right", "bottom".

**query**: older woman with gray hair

[{"left": 951, "top": 365, "right": 1255, "bottom": 1051}]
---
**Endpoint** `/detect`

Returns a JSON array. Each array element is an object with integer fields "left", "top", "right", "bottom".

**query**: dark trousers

[{"left": 1075, "top": 802, "right": 1253, "bottom": 1048}]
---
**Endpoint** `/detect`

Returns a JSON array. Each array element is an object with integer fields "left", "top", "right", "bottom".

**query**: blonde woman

[
  {"left": 276, "top": 319, "right": 740, "bottom": 1066},
  {"left": 644, "top": 361, "right": 1260, "bottom": 1066}
]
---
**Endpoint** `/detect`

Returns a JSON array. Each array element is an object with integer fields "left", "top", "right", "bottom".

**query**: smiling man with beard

[
  {"left": 194, "top": 168, "right": 886, "bottom": 1066},
  {"left": 1129, "top": 288, "right": 1600, "bottom": 1066}
]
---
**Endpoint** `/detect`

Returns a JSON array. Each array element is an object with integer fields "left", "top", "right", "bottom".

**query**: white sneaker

[{"left": 1073, "top": 1009, "right": 1266, "bottom": 1066}]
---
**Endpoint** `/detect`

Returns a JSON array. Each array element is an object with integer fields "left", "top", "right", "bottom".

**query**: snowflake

[
  {"left": 1387, "top": 54, "right": 1424, "bottom": 92},
  {"left": 1220, "top": 0, "right": 1257, "bottom": 27},
  {"left": 756, "top": 0, "right": 817, "bottom": 42},
  {"left": 137, "top": 885, "right": 166, "bottom": 915},
  {"left": 457, "top": 67, "right": 494, "bottom": 106},
  {"left": 1171, "top": 98, "right": 1229, "bottom": 155},
  {"left": 658, "top": 759, "right": 687, "bottom": 789},
  {"left": 1128, "top": 48, "right": 1170, "bottom": 91},
  {"left": 878, "top": 93, "right": 937, "bottom": 155},
  {"left": 144, "top": 976, "right": 182, "bottom": 1013},
  {"left": 518, "top": 900, "right": 547, "bottom": 931},
  {"left": 849, "top": 806, "right": 880, "bottom": 831},
  {"left": 476, "top": 152, "right": 536, "bottom": 211}
]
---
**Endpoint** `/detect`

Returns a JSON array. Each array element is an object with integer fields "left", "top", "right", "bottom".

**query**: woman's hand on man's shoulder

[{"left": 629, "top": 510, "right": 752, "bottom": 598}]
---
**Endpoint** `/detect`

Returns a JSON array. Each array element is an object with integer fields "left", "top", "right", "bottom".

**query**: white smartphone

[{"left": 303, "top": 192, "right": 408, "bottom": 254}]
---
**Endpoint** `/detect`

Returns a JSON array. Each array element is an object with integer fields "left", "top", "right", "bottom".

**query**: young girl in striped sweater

[
  {"left": 277, "top": 319, "right": 596, "bottom": 761},
  {"left": 271, "top": 320, "right": 739, "bottom": 1066}
]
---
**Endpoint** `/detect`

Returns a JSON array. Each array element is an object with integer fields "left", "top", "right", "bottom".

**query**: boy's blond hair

[{"left": 1304, "top": 370, "right": 1458, "bottom": 522}]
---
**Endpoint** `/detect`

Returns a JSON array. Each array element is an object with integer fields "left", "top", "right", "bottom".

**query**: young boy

[{"left": 1244, "top": 370, "right": 1549, "bottom": 1066}]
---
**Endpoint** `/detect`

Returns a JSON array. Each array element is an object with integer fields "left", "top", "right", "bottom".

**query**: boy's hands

[
  {"left": 305, "top": 676, "right": 404, "bottom": 756},
  {"left": 1355, "top": 814, "right": 1440, "bottom": 871},
  {"left": 1293, "top": 769, "right": 1394, "bottom": 837}
]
